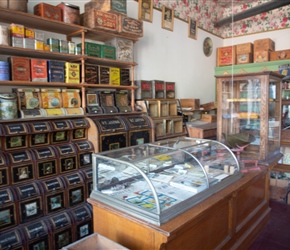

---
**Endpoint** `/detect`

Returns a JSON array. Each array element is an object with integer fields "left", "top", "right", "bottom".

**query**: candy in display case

[{"left": 91, "top": 137, "right": 242, "bottom": 225}]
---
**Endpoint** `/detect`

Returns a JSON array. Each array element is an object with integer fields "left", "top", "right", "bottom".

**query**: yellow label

[
  {"left": 110, "top": 67, "right": 120, "bottom": 85},
  {"left": 45, "top": 108, "right": 65, "bottom": 116},
  {"left": 64, "top": 108, "right": 84, "bottom": 115},
  {"left": 65, "top": 62, "right": 80, "bottom": 84},
  {"left": 35, "top": 40, "right": 44, "bottom": 50}
]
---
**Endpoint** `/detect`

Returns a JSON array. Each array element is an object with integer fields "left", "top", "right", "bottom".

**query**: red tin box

[
  {"left": 34, "top": 3, "right": 62, "bottom": 22},
  {"left": 57, "top": 2, "right": 80, "bottom": 25}
]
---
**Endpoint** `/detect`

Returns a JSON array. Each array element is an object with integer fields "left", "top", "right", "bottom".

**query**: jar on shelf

[{"left": 0, "top": 93, "right": 18, "bottom": 119}]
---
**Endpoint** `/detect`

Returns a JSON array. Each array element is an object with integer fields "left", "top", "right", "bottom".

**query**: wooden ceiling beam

[{"left": 214, "top": 0, "right": 290, "bottom": 27}]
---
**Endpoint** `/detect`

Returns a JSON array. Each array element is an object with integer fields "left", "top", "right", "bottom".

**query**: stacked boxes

[
  {"left": 253, "top": 38, "right": 275, "bottom": 63},
  {"left": 236, "top": 43, "right": 253, "bottom": 64}
]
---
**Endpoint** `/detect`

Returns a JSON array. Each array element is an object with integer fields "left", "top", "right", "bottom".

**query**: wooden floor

[{"left": 248, "top": 199, "right": 290, "bottom": 250}]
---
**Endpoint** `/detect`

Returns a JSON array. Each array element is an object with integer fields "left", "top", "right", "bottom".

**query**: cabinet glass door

[{"left": 216, "top": 72, "right": 282, "bottom": 164}]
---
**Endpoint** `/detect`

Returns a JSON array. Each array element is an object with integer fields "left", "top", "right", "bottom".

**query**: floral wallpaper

[{"left": 153, "top": 0, "right": 290, "bottom": 38}]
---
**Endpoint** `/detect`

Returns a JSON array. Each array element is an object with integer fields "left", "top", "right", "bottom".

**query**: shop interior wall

[{"left": 25, "top": 1, "right": 223, "bottom": 104}]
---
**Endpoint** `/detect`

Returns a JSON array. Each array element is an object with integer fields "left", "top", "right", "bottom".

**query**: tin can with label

[
  {"left": 0, "top": 61, "right": 10, "bottom": 80},
  {"left": 0, "top": 93, "right": 18, "bottom": 119}
]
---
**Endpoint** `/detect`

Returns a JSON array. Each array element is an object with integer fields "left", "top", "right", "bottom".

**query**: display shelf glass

[
  {"left": 91, "top": 137, "right": 241, "bottom": 225},
  {"left": 216, "top": 71, "right": 283, "bottom": 164}
]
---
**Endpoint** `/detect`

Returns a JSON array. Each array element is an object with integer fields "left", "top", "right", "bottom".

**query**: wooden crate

[
  {"left": 200, "top": 101, "right": 217, "bottom": 110},
  {"left": 254, "top": 50, "right": 270, "bottom": 63},
  {"left": 254, "top": 38, "right": 275, "bottom": 51},
  {"left": 179, "top": 99, "right": 200, "bottom": 110},
  {"left": 186, "top": 121, "right": 217, "bottom": 139},
  {"left": 237, "top": 53, "right": 253, "bottom": 64},
  {"left": 216, "top": 45, "right": 236, "bottom": 67},
  {"left": 201, "top": 114, "right": 217, "bottom": 123},
  {"left": 270, "top": 49, "right": 290, "bottom": 61},
  {"left": 236, "top": 42, "right": 253, "bottom": 54},
  {"left": 62, "top": 232, "right": 129, "bottom": 249}
]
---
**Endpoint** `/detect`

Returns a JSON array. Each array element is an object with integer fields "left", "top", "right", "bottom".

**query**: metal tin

[
  {"left": 0, "top": 93, "right": 17, "bottom": 119},
  {"left": 0, "top": 61, "right": 10, "bottom": 80},
  {"left": 68, "top": 41, "right": 75, "bottom": 54}
]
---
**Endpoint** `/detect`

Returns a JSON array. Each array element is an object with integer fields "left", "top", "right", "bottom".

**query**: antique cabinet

[
  {"left": 281, "top": 76, "right": 290, "bottom": 144},
  {"left": 90, "top": 137, "right": 241, "bottom": 225},
  {"left": 215, "top": 71, "right": 283, "bottom": 164}
]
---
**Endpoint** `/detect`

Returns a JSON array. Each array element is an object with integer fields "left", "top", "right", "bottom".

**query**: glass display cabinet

[
  {"left": 215, "top": 71, "right": 283, "bottom": 164},
  {"left": 91, "top": 137, "right": 241, "bottom": 225},
  {"left": 281, "top": 76, "right": 290, "bottom": 144}
]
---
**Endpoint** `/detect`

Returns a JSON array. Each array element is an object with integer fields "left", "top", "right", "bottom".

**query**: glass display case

[
  {"left": 215, "top": 71, "right": 283, "bottom": 164},
  {"left": 281, "top": 76, "right": 290, "bottom": 144},
  {"left": 91, "top": 137, "right": 241, "bottom": 225}
]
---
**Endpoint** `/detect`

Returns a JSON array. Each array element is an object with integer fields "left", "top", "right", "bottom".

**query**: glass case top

[{"left": 91, "top": 137, "right": 242, "bottom": 225}]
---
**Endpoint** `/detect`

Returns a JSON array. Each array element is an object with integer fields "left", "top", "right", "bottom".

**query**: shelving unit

[
  {"left": 216, "top": 71, "right": 283, "bottom": 165},
  {"left": 0, "top": 7, "right": 150, "bottom": 250}
]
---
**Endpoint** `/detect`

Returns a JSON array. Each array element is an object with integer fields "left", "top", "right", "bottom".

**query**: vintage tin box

[
  {"left": 0, "top": 0, "right": 28, "bottom": 12},
  {"left": 101, "top": 45, "right": 116, "bottom": 60},
  {"left": 46, "top": 211, "right": 73, "bottom": 249},
  {"left": 165, "top": 81, "right": 175, "bottom": 99},
  {"left": 118, "top": 15, "right": 143, "bottom": 38},
  {"left": 121, "top": 115, "right": 152, "bottom": 146},
  {"left": 65, "top": 62, "right": 80, "bottom": 84},
  {"left": 54, "top": 144, "right": 77, "bottom": 173},
  {"left": 22, "top": 219, "right": 51, "bottom": 249},
  {"left": 57, "top": 2, "right": 80, "bottom": 25},
  {"left": 0, "top": 61, "right": 10, "bottom": 80},
  {"left": 69, "top": 118, "right": 90, "bottom": 141},
  {"left": 84, "top": 0, "right": 127, "bottom": 15},
  {"left": 77, "top": 42, "right": 102, "bottom": 57},
  {"left": 99, "top": 66, "right": 110, "bottom": 84},
  {"left": 62, "top": 89, "right": 81, "bottom": 108},
  {"left": 81, "top": 9, "right": 118, "bottom": 32},
  {"left": 86, "top": 90, "right": 103, "bottom": 114},
  {"left": 15, "top": 182, "right": 43, "bottom": 223},
  {"left": 106, "top": 37, "right": 134, "bottom": 62},
  {"left": 68, "top": 204, "right": 93, "bottom": 240},
  {"left": 91, "top": 116, "right": 128, "bottom": 151},
  {"left": 34, "top": 3, "right": 62, "bottom": 22},
  {"left": 30, "top": 59, "right": 48, "bottom": 82},
  {"left": 110, "top": 67, "right": 120, "bottom": 85},
  {"left": 115, "top": 90, "right": 131, "bottom": 112},
  {"left": 47, "top": 60, "right": 65, "bottom": 82},
  {"left": 23, "top": 38, "right": 35, "bottom": 49},
  {"left": 0, "top": 25, "right": 9, "bottom": 46},
  {"left": 13, "top": 88, "right": 41, "bottom": 110},
  {"left": 9, "top": 56, "right": 30, "bottom": 81},
  {"left": 152, "top": 118, "right": 166, "bottom": 138},
  {"left": 62, "top": 172, "right": 85, "bottom": 207},
  {"left": 83, "top": 64, "right": 99, "bottom": 84},
  {"left": 10, "top": 23, "right": 24, "bottom": 37},
  {"left": 1, "top": 123, "right": 28, "bottom": 150},
  {"left": 31, "top": 146, "right": 57, "bottom": 178},
  {"left": 135, "top": 80, "right": 153, "bottom": 99},
  {"left": 49, "top": 120, "right": 71, "bottom": 144},
  {"left": 11, "top": 36, "right": 23, "bottom": 48},
  {"left": 99, "top": 90, "right": 118, "bottom": 113},
  {"left": 40, "top": 88, "right": 62, "bottom": 109},
  {"left": 152, "top": 80, "right": 165, "bottom": 99},
  {"left": 74, "top": 140, "right": 94, "bottom": 169},
  {"left": 40, "top": 176, "right": 65, "bottom": 215},
  {"left": 0, "top": 229, "right": 23, "bottom": 249},
  {"left": 120, "top": 68, "right": 130, "bottom": 86}
]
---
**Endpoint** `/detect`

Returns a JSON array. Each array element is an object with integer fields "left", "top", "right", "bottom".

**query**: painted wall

[{"left": 25, "top": 1, "right": 290, "bottom": 104}]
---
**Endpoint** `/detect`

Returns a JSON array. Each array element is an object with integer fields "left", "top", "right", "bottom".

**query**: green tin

[
  {"left": 77, "top": 42, "right": 102, "bottom": 57},
  {"left": 47, "top": 38, "right": 59, "bottom": 53},
  {"left": 111, "top": 0, "right": 127, "bottom": 15},
  {"left": 101, "top": 45, "right": 116, "bottom": 60}
]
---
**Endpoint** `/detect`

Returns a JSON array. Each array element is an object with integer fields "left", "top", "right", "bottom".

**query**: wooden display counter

[{"left": 88, "top": 168, "right": 271, "bottom": 250}]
